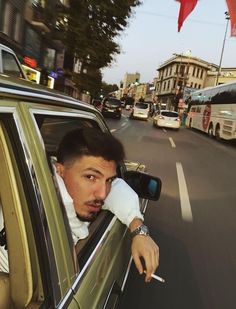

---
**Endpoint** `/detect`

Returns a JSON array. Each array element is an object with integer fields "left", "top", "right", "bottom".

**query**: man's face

[{"left": 56, "top": 155, "right": 117, "bottom": 221}]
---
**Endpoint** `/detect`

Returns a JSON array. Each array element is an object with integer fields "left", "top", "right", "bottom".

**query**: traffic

[
  {"left": 1, "top": 1, "right": 236, "bottom": 308},
  {"left": 105, "top": 107, "right": 236, "bottom": 309}
]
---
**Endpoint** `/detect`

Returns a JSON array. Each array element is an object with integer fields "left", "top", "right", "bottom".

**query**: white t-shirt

[
  {"left": 0, "top": 173, "right": 144, "bottom": 272},
  {"left": 0, "top": 205, "right": 9, "bottom": 272},
  {"left": 55, "top": 173, "right": 144, "bottom": 244}
]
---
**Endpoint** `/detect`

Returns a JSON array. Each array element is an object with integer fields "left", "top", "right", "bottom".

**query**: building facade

[
  {"left": 154, "top": 53, "right": 219, "bottom": 110},
  {"left": 154, "top": 53, "right": 236, "bottom": 111},
  {"left": 0, "top": 0, "right": 79, "bottom": 96},
  {"left": 121, "top": 72, "right": 140, "bottom": 95}
]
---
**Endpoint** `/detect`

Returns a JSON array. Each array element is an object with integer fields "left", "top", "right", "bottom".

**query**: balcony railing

[{"left": 31, "top": 3, "right": 51, "bottom": 33}]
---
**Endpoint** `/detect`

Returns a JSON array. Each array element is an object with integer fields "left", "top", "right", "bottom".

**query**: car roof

[
  {"left": 0, "top": 74, "right": 98, "bottom": 113},
  {"left": 160, "top": 110, "right": 178, "bottom": 113},
  {"left": 0, "top": 43, "right": 14, "bottom": 53}
]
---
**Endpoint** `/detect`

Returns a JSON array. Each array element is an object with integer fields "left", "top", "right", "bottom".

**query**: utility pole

[{"left": 216, "top": 11, "right": 230, "bottom": 86}]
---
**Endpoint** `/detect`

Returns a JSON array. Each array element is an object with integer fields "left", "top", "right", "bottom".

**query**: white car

[
  {"left": 153, "top": 110, "right": 180, "bottom": 130},
  {"left": 130, "top": 102, "right": 150, "bottom": 120}
]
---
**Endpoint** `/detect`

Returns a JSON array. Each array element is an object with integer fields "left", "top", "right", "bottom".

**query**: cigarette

[
  {"left": 144, "top": 271, "right": 165, "bottom": 283},
  {"left": 151, "top": 273, "right": 165, "bottom": 283}
]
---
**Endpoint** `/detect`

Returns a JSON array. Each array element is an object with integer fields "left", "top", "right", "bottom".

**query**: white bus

[{"left": 186, "top": 82, "right": 236, "bottom": 140}]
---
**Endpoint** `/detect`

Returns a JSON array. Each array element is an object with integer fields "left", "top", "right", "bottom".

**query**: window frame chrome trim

[
  {"left": 71, "top": 216, "right": 118, "bottom": 291},
  {"left": 0, "top": 107, "right": 62, "bottom": 305},
  {"left": 28, "top": 106, "right": 120, "bottom": 289}
]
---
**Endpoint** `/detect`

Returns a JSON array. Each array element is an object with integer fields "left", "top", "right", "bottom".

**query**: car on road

[
  {"left": 0, "top": 75, "right": 161, "bottom": 309},
  {"left": 130, "top": 102, "right": 150, "bottom": 120},
  {"left": 101, "top": 97, "right": 122, "bottom": 119},
  {"left": 153, "top": 110, "right": 180, "bottom": 130}
]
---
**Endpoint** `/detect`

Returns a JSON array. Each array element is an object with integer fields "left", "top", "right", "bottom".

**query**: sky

[{"left": 102, "top": 0, "right": 236, "bottom": 85}]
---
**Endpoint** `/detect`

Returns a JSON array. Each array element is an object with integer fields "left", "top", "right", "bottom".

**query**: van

[
  {"left": 0, "top": 75, "right": 161, "bottom": 308},
  {"left": 0, "top": 44, "right": 27, "bottom": 79},
  {"left": 130, "top": 102, "right": 150, "bottom": 120}
]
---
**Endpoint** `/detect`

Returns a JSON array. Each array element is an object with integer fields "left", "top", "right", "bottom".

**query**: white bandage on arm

[{"left": 103, "top": 178, "right": 144, "bottom": 227}]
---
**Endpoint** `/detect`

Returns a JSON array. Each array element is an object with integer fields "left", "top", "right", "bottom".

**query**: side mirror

[{"left": 124, "top": 171, "right": 162, "bottom": 201}]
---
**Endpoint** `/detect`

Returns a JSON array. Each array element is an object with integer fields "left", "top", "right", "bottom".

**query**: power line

[{"left": 138, "top": 10, "right": 225, "bottom": 27}]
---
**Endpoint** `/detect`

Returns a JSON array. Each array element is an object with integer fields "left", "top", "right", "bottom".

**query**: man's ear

[{"left": 55, "top": 162, "right": 65, "bottom": 178}]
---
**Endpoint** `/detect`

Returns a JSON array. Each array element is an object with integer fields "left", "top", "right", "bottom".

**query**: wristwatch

[{"left": 131, "top": 224, "right": 149, "bottom": 238}]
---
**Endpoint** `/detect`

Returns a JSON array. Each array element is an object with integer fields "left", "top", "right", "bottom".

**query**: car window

[
  {"left": 104, "top": 98, "right": 121, "bottom": 107},
  {"left": 2, "top": 50, "right": 24, "bottom": 78},
  {"left": 33, "top": 113, "right": 116, "bottom": 267},
  {"left": 135, "top": 103, "right": 149, "bottom": 109},
  {"left": 161, "top": 111, "right": 179, "bottom": 117}
]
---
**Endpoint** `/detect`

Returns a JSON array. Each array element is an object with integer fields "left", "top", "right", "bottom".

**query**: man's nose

[{"left": 94, "top": 183, "right": 108, "bottom": 200}]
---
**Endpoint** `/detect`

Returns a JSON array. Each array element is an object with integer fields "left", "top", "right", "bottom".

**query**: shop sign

[{"left": 24, "top": 56, "right": 37, "bottom": 69}]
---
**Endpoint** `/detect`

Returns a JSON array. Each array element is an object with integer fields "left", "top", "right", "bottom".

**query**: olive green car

[{"left": 0, "top": 75, "right": 161, "bottom": 309}]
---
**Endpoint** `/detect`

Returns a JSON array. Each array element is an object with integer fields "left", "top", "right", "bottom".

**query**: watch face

[
  {"left": 131, "top": 224, "right": 149, "bottom": 238},
  {"left": 141, "top": 225, "right": 149, "bottom": 234}
]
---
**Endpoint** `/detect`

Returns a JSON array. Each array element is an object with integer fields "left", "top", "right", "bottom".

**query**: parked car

[
  {"left": 130, "top": 102, "right": 150, "bottom": 120},
  {"left": 101, "top": 97, "right": 122, "bottom": 119},
  {"left": 153, "top": 110, "right": 180, "bottom": 130},
  {"left": 0, "top": 75, "right": 161, "bottom": 309},
  {"left": 0, "top": 43, "right": 27, "bottom": 79}
]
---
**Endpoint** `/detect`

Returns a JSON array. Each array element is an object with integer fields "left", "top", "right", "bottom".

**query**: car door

[
  {"left": 0, "top": 104, "right": 80, "bottom": 308},
  {"left": 27, "top": 103, "right": 132, "bottom": 309}
]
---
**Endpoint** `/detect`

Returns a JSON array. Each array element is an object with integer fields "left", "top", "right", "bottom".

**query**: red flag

[
  {"left": 226, "top": 0, "right": 236, "bottom": 36},
  {"left": 176, "top": 0, "right": 198, "bottom": 32}
]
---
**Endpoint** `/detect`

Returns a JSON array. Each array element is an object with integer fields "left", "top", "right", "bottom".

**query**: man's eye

[
  {"left": 107, "top": 178, "right": 115, "bottom": 184},
  {"left": 86, "top": 175, "right": 96, "bottom": 181}
]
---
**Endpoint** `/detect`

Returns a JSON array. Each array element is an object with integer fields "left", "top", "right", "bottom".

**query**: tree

[
  {"left": 101, "top": 82, "right": 119, "bottom": 98},
  {"left": 63, "top": 0, "right": 142, "bottom": 94}
]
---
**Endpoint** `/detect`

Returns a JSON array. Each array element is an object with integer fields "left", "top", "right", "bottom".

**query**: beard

[
  {"left": 76, "top": 211, "right": 99, "bottom": 222},
  {"left": 76, "top": 199, "right": 104, "bottom": 222}
]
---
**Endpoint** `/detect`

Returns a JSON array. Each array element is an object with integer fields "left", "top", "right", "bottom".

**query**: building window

[
  {"left": 197, "top": 68, "right": 200, "bottom": 78},
  {"left": 0, "top": 0, "right": 4, "bottom": 30},
  {"left": 2, "top": 2, "right": 12, "bottom": 36},
  {"left": 163, "top": 82, "right": 166, "bottom": 91},
  {"left": 13, "top": 11, "right": 22, "bottom": 42},
  {"left": 167, "top": 80, "right": 170, "bottom": 90},
  {"left": 192, "top": 67, "right": 196, "bottom": 77},
  {"left": 173, "top": 80, "right": 176, "bottom": 89},
  {"left": 180, "top": 65, "right": 185, "bottom": 77},
  {"left": 200, "top": 69, "right": 203, "bottom": 79}
]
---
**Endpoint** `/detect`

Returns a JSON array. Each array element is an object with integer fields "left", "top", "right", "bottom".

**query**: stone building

[{"left": 154, "top": 53, "right": 219, "bottom": 110}]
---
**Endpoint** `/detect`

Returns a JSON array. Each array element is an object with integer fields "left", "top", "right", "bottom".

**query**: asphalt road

[{"left": 104, "top": 110, "right": 236, "bottom": 309}]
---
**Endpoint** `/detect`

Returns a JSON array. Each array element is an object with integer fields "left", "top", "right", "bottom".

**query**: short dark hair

[{"left": 57, "top": 127, "right": 125, "bottom": 165}]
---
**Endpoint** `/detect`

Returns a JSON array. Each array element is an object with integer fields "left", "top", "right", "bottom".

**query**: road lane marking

[
  {"left": 162, "top": 128, "right": 167, "bottom": 133},
  {"left": 169, "top": 137, "right": 176, "bottom": 148},
  {"left": 110, "top": 129, "right": 116, "bottom": 132},
  {"left": 176, "top": 162, "right": 193, "bottom": 222}
]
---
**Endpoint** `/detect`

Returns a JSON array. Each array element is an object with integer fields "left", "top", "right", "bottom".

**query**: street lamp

[{"left": 216, "top": 11, "right": 230, "bottom": 85}]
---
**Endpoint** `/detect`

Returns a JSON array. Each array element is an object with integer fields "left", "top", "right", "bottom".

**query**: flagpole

[{"left": 216, "top": 11, "right": 230, "bottom": 86}]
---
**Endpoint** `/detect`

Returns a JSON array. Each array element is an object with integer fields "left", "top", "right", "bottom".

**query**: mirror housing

[{"left": 124, "top": 171, "right": 162, "bottom": 201}]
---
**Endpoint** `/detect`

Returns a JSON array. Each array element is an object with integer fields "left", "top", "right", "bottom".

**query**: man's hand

[{"left": 131, "top": 234, "right": 159, "bottom": 282}]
